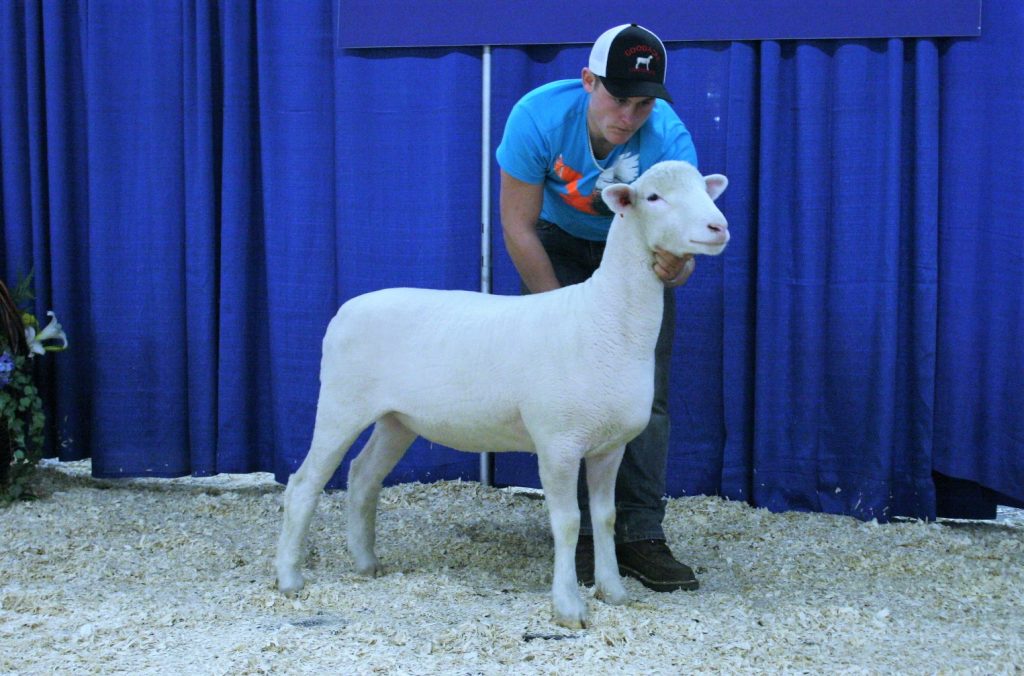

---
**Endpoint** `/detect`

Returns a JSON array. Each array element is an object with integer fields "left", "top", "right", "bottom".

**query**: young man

[{"left": 496, "top": 24, "right": 700, "bottom": 592}]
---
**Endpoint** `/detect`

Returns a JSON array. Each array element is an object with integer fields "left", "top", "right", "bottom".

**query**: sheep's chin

[
  {"left": 657, "top": 246, "right": 716, "bottom": 258},
  {"left": 686, "top": 240, "right": 729, "bottom": 256}
]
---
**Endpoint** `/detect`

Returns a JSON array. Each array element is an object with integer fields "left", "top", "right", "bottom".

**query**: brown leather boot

[{"left": 616, "top": 539, "right": 699, "bottom": 592}]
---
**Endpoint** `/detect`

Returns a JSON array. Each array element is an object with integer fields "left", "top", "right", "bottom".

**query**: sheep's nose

[{"left": 707, "top": 221, "right": 728, "bottom": 233}]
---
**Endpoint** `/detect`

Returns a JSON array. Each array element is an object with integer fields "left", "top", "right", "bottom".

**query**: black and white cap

[{"left": 588, "top": 24, "right": 672, "bottom": 103}]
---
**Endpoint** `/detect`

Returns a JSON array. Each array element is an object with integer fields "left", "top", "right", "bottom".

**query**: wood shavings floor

[{"left": 1, "top": 460, "right": 1022, "bottom": 674}]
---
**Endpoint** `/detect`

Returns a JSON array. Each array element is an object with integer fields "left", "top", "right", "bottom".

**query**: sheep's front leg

[
  {"left": 585, "top": 446, "right": 629, "bottom": 605},
  {"left": 537, "top": 449, "right": 588, "bottom": 629}
]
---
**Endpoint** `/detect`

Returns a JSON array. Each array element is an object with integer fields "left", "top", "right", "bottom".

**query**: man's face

[{"left": 583, "top": 69, "right": 656, "bottom": 150}]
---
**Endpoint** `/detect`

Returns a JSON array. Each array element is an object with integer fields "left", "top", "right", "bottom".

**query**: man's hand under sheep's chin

[{"left": 654, "top": 249, "right": 696, "bottom": 288}]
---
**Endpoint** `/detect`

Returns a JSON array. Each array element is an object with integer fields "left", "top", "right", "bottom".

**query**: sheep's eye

[{"left": 646, "top": 193, "right": 660, "bottom": 202}]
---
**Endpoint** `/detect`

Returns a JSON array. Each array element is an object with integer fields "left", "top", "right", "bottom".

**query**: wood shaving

[{"left": 1, "top": 460, "right": 1021, "bottom": 674}]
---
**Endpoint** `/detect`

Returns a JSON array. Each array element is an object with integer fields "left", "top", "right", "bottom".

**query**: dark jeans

[{"left": 530, "top": 219, "right": 675, "bottom": 543}]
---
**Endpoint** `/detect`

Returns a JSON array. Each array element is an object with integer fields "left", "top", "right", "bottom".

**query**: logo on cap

[{"left": 589, "top": 24, "right": 672, "bottom": 103}]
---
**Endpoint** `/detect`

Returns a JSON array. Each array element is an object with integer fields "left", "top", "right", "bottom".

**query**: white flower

[{"left": 25, "top": 311, "right": 68, "bottom": 356}]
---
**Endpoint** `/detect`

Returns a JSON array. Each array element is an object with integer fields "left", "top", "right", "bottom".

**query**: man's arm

[{"left": 500, "top": 170, "right": 562, "bottom": 293}]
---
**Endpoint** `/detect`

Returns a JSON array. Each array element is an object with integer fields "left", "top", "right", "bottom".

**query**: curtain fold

[
  {"left": 934, "top": 3, "right": 1024, "bottom": 505},
  {"left": 253, "top": 0, "right": 340, "bottom": 482},
  {"left": 1, "top": 0, "right": 1021, "bottom": 519},
  {"left": 182, "top": 0, "right": 221, "bottom": 475},
  {"left": 81, "top": 0, "right": 192, "bottom": 477},
  {"left": 213, "top": 1, "right": 272, "bottom": 476}
]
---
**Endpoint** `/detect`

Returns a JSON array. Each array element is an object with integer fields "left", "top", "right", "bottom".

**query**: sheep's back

[{"left": 315, "top": 284, "right": 653, "bottom": 453}]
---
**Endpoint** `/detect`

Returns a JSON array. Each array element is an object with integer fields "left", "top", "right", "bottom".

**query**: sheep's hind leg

[
  {"left": 537, "top": 447, "right": 589, "bottom": 629},
  {"left": 585, "top": 446, "right": 629, "bottom": 605},
  {"left": 277, "top": 408, "right": 367, "bottom": 595},
  {"left": 346, "top": 413, "right": 416, "bottom": 577}
]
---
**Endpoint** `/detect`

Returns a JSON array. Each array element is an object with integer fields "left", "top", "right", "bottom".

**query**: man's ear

[
  {"left": 601, "top": 184, "right": 635, "bottom": 215},
  {"left": 581, "top": 67, "right": 598, "bottom": 93}
]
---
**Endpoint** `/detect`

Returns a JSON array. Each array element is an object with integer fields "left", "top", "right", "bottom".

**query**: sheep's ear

[
  {"left": 601, "top": 184, "right": 635, "bottom": 215},
  {"left": 704, "top": 174, "right": 728, "bottom": 201}
]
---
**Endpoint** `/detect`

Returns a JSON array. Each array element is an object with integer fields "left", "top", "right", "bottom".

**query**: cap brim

[{"left": 600, "top": 77, "right": 673, "bottom": 103}]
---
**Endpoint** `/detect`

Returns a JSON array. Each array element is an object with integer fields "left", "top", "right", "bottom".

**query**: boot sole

[{"left": 618, "top": 564, "right": 700, "bottom": 593}]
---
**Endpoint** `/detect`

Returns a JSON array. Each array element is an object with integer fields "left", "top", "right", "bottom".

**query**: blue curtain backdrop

[{"left": 1, "top": 1, "right": 1020, "bottom": 521}]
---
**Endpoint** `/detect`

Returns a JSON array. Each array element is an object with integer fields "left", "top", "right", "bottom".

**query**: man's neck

[{"left": 589, "top": 131, "right": 614, "bottom": 161}]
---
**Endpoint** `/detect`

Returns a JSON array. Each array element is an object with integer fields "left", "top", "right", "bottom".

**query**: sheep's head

[{"left": 601, "top": 160, "right": 729, "bottom": 257}]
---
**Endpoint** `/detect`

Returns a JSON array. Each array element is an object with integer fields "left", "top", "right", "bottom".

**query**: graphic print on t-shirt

[{"left": 554, "top": 151, "right": 641, "bottom": 217}]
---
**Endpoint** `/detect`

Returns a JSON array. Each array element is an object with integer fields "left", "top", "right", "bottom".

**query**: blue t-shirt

[{"left": 496, "top": 79, "right": 697, "bottom": 241}]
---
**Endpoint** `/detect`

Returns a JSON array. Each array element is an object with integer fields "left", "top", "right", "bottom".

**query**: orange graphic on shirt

[{"left": 554, "top": 156, "right": 599, "bottom": 215}]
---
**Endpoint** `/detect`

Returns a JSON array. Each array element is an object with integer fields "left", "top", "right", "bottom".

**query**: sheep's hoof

[
  {"left": 553, "top": 609, "right": 589, "bottom": 630},
  {"left": 595, "top": 582, "right": 629, "bottom": 606},
  {"left": 552, "top": 597, "right": 589, "bottom": 630},
  {"left": 354, "top": 558, "right": 384, "bottom": 578},
  {"left": 277, "top": 571, "right": 305, "bottom": 596}
]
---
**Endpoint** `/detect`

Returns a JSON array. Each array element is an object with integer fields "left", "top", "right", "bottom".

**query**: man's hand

[{"left": 653, "top": 249, "right": 696, "bottom": 288}]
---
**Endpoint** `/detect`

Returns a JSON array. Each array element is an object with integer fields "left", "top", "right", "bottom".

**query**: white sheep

[{"left": 276, "top": 160, "right": 729, "bottom": 628}]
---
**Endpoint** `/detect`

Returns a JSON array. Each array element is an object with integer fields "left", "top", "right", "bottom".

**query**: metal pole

[
  {"left": 480, "top": 45, "right": 493, "bottom": 298},
  {"left": 479, "top": 45, "right": 494, "bottom": 487}
]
